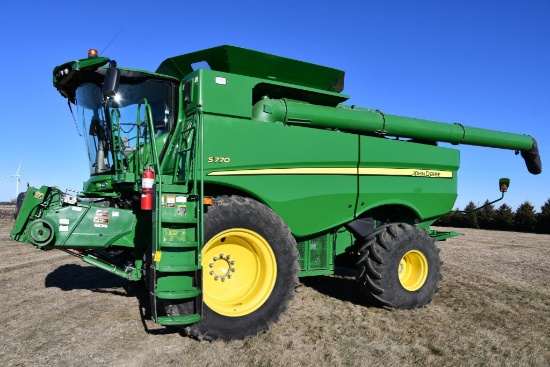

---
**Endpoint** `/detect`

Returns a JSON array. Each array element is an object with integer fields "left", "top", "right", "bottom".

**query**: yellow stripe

[
  {"left": 208, "top": 167, "right": 452, "bottom": 178},
  {"left": 207, "top": 168, "right": 356, "bottom": 175}
]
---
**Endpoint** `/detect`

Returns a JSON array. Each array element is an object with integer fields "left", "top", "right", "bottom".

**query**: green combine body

[{"left": 11, "top": 45, "right": 542, "bottom": 341}]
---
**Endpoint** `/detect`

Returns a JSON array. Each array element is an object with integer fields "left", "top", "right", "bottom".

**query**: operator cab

[{"left": 75, "top": 78, "right": 175, "bottom": 175}]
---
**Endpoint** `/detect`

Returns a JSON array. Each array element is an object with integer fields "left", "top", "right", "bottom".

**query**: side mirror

[
  {"left": 499, "top": 178, "right": 510, "bottom": 193},
  {"left": 102, "top": 66, "right": 121, "bottom": 98}
]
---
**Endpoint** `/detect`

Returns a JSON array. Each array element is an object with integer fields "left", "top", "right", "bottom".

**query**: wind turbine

[{"left": 1, "top": 159, "right": 22, "bottom": 198}]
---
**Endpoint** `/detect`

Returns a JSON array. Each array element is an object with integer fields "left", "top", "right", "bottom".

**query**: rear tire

[
  {"left": 356, "top": 223, "right": 441, "bottom": 309},
  {"left": 184, "top": 196, "right": 300, "bottom": 341}
]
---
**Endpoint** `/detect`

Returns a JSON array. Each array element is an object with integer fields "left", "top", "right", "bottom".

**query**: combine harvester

[{"left": 11, "top": 46, "right": 541, "bottom": 341}]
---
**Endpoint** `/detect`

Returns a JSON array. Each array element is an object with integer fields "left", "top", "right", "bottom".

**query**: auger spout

[{"left": 252, "top": 97, "right": 542, "bottom": 174}]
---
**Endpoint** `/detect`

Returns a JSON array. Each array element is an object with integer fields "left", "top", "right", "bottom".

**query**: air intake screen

[{"left": 296, "top": 234, "right": 330, "bottom": 271}]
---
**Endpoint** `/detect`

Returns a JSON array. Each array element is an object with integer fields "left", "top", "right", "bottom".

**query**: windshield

[{"left": 75, "top": 79, "right": 174, "bottom": 175}]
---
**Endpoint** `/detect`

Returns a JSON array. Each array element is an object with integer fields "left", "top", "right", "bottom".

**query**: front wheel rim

[
  {"left": 398, "top": 250, "right": 428, "bottom": 291},
  {"left": 202, "top": 229, "right": 277, "bottom": 317}
]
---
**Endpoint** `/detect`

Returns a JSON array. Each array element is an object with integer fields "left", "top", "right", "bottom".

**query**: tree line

[{"left": 435, "top": 199, "right": 550, "bottom": 234}]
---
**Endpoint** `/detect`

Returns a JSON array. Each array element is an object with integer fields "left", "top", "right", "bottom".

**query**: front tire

[
  {"left": 185, "top": 196, "right": 299, "bottom": 341},
  {"left": 356, "top": 223, "right": 441, "bottom": 309}
]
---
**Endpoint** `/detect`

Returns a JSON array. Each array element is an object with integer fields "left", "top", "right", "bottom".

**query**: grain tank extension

[{"left": 11, "top": 46, "right": 542, "bottom": 341}]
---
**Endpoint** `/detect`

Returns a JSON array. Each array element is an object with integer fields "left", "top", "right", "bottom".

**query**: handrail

[
  {"left": 197, "top": 108, "right": 205, "bottom": 260},
  {"left": 137, "top": 98, "right": 162, "bottom": 255},
  {"left": 109, "top": 108, "right": 124, "bottom": 178}
]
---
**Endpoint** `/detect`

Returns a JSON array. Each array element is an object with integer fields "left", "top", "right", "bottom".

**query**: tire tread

[{"left": 356, "top": 223, "right": 441, "bottom": 309}]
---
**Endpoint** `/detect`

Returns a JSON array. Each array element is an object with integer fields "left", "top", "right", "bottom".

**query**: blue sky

[{"left": 1, "top": 0, "right": 548, "bottom": 211}]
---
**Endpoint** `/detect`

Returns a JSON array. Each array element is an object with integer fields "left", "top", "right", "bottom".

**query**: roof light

[{"left": 88, "top": 49, "right": 98, "bottom": 58}]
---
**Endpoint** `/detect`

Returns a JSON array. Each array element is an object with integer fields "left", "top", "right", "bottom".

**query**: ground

[
  {"left": 1, "top": 216, "right": 549, "bottom": 366},
  {"left": 0, "top": 205, "right": 15, "bottom": 221}
]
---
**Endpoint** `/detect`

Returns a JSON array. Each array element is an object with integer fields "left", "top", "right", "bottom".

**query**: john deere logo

[{"left": 412, "top": 170, "right": 442, "bottom": 178}]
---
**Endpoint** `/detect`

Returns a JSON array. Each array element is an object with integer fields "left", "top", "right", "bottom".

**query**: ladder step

[
  {"left": 161, "top": 217, "right": 198, "bottom": 224},
  {"left": 157, "top": 314, "right": 201, "bottom": 326},
  {"left": 156, "top": 287, "right": 201, "bottom": 300},
  {"left": 157, "top": 264, "right": 199, "bottom": 272},
  {"left": 160, "top": 241, "right": 198, "bottom": 248}
]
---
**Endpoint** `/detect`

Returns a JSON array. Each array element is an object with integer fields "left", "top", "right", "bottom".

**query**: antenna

[
  {"left": 99, "top": 28, "right": 124, "bottom": 56},
  {"left": 0, "top": 158, "right": 22, "bottom": 198}
]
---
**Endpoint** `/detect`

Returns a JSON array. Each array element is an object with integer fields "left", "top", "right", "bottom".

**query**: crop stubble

[{"left": 0, "top": 219, "right": 549, "bottom": 367}]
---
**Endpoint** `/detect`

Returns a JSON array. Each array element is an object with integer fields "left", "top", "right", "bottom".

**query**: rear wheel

[
  {"left": 356, "top": 223, "right": 441, "bottom": 309},
  {"left": 184, "top": 196, "right": 299, "bottom": 341}
]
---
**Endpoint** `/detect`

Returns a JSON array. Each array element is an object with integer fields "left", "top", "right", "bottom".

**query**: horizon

[{"left": 1, "top": 0, "right": 548, "bottom": 211}]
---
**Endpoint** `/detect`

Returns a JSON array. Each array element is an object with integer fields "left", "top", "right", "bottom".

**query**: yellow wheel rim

[
  {"left": 202, "top": 229, "right": 277, "bottom": 317},
  {"left": 398, "top": 250, "right": 428, "bottom": 291}
]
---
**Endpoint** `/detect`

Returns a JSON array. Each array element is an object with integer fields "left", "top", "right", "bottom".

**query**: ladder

[
  {"left": 147, "top": 107, "right": 204, "bottom": 326},
  {"left": 149, "top": 185, "right": 202, "bottom": 325}
]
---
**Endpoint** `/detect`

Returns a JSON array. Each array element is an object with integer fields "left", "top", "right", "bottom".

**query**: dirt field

[
  {"left": 1, "top": 218, "right": 549, "bottom": 367},
  {"left": 0, "top": 205, "right": 15, "bottom": 221}
]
